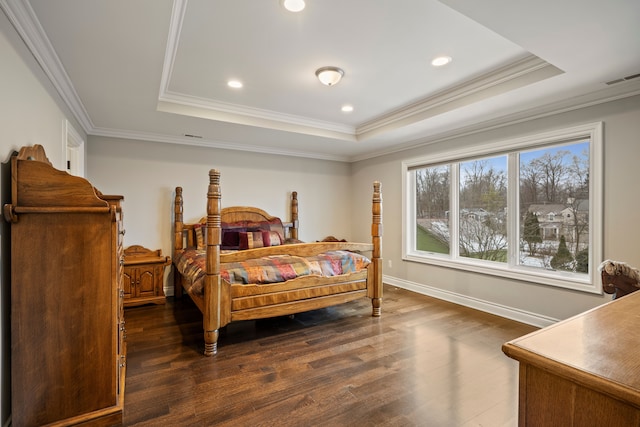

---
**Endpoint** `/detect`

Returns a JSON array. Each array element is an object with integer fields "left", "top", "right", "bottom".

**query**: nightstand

[{"left": 123, "top": 245, "right": 171, "bottom": 307}]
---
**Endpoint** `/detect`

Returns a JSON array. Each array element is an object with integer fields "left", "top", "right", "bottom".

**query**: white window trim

[{"left": 402, "top": 122, "right": 603, "bottom": 294}]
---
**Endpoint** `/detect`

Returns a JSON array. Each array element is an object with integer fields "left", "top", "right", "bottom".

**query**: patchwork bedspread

[{"left": 176, "top": 249, "right": 370, "bottom": 296}]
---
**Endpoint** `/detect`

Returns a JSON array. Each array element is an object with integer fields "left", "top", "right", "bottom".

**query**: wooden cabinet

[
  {"left": 3, "top": 145, "right": 125, "bottom": 426},
  {"left": 123, "top": 245, "right": 170, "bottom": 306},
  {"left": 503, "top": 292, "right": 640, "bottom": 426}
]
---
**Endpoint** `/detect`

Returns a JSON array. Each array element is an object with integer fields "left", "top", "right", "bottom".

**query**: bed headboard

[
  {"left": 222, "top": 206, "right": 283, "bottom": 224},
  {"left": 174, "top": 185, "right": 298, "bottom": 251}
]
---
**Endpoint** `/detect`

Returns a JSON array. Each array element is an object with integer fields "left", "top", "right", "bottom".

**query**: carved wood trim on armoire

[{"left": 3, "top": 145, "right": 125, "bottom": 426}]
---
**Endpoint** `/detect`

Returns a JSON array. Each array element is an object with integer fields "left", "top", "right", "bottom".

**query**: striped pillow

[{"left": 239, "top": 230, "right": 282, "bottom": 250}]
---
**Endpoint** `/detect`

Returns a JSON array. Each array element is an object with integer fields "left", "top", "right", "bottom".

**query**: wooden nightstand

[{"left": 123, "top": 245, "right": 171, "bottom": 307}]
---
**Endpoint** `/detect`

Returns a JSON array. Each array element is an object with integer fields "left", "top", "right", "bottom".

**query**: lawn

[
  {"left": 416, "top": 225, "right": 507, "bottom": 261},
  {"left": 416, "top": 226, "right": 449, "bottom": 254}
]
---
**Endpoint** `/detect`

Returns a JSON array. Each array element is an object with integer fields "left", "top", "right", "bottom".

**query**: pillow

[
  {"left": 193, "top": 224, "right": 206, "bottom": 250},
  {"left": 221, "top": 221, "right": 247, "bottom": 250},
  {"left": 221, "top": 230, "right": 240, "bottom": 250},
  {"left": 238, "top": 230, "right": 283, "bottom": 249},
  {"left": 262, "top": 230, "right": 282, "bottom": 247},
  {"left": 246, "top": 218, "right": 285, "bottom": 242},
  {"left": 321, "top": 235, "right": 347, "bottom": 242},
  {"left": 239, "top": 231, "right": 265, "bottom": 250},
  {"left": 283, "top": 237, "right": 304, "bottom": 245}
]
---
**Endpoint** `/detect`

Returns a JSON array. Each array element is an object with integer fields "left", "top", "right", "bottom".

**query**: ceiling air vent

[{"left": 606, "top": 72, "right": 640, "bottom": 85}]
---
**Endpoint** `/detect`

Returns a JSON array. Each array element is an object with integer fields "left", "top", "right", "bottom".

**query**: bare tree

[
  {"left": 459, "top": 216, "right": 507, "bottom": 261},
  {"left": 459, "top": 158, "right": 507, "bottom": 260},
  {"left": 562, "top": 147, "right": 590, "bottom": 253},
  {"left": 460, "top": 159, "right": 506, "bottom": 213},
  {"left": 520, "top": 158, "right": 542, "bottom": 213},
  {"left": 538, "top": 150, "right": 570, "bottom": 203},
  {"left": 416, "top": 166, "right": 449, "bottom": 219}
]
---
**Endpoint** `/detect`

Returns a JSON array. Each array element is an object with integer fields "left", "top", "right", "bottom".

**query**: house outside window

[{"left": 403, "top": 123, "right": 603, "bottom": 293}]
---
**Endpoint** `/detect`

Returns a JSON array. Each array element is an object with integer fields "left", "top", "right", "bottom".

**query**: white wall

[
  {"left": 0, "top": 10, "right": 87, "bottom": 426},
  {"left": 352, "top": 94, "right": 640, "bottom": 324},
  {"left": 86, "top": 136, "right": 354, "bottom": 286}
]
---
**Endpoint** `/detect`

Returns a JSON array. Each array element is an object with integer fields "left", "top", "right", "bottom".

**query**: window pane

[
  {"left": 459, "top": 157, "right": 507, "bottom": 262},
  {"left": 519, "top": 141, "right": 590, "bottom": 274},
  {"left": 415, "top": 165, "right": 450, "bottom": 254}
]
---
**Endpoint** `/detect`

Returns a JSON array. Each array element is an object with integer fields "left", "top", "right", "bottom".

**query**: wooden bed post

[
  {"left": 174, "top": 187, "right": 184, "bottom": 298},
  {"left": 371, "top": 181, "right": 383, "bottom": 316},
  {"left": 204, "top": 169, "right": 223, "bottom": 356},
  {"left": 290, "top": 191, "right": 299, "bottom": 240}
]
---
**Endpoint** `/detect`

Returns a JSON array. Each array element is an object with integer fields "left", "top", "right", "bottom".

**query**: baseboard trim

[{"left": 383, "top": 275, "right": 558, "bottom": 328}]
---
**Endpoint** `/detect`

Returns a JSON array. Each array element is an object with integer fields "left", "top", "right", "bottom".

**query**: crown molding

[
  {"left": 157, "top": 91, "right": 357, "bottom": 140},
  {"left": 157, "top": 0, "right": 186, "bottom": 104},
  {"left": 350, "top": 80, "right": 640, "bottom": 162},
  {"left": 94, "top": 84, "right": 640, "bottom": 165},
  {"left": 355, "top": 55, "right": 563, "bottom": 140},
  {"left": 90, "top": 127, "right": 349, "bottom": 162},
  {"left": 0, "top": 0, "right": 94, "bottom": 133}
]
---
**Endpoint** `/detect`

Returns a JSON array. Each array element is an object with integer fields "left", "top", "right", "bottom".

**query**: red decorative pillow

[
  {"left": 221, "top": 221, "right": 247, "bottom": 250},
  {"left": 262, "top": 230, "right": 282, "bottom": 247},
  {"left": 221, "top": 230, "right": 245, "bottom": 250}
]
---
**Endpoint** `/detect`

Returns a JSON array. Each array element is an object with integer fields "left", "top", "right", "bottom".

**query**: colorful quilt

[{"left": 176, "top": 249, "right": 370, "bottom": 296}]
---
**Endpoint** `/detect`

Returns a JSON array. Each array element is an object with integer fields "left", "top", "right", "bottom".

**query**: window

[{"left": 403, "top": 123, "right": 603, "bottom": 293}]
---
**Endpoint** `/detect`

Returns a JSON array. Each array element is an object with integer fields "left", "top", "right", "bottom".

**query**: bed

[{"left": 173, "top": 169, "right": 383, "bottom": 356}]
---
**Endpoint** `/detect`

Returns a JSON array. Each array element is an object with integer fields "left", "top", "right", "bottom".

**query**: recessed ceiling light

[
  {"left": 341, "top": 105, "right": 354, "bottom": 113},
  {"left": 227, "top": 80, "right": 243, "bottom": 88},
  {"left": 431, "top": 56, "right": 452, "bottom": 67},
  {"left": 282, "top": 0, "right": 305, "bottom": 12}
]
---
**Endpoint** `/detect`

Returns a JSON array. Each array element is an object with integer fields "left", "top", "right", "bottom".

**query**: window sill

[{"left": 403, "top": 252, "right": 601, "bottom": 294}]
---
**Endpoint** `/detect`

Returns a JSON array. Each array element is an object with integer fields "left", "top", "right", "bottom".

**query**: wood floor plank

[{"left": 122, "top": 285, "right": 537, "bottom": 426}]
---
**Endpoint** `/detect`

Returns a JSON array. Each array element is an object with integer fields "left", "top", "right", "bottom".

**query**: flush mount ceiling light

[
  {"left": 227, "top": 79, "right": 243, "bottom": 88},
  {"left": 315, "top": 66, "right": 344, "bottom": 86},
  {"left": 282, "top": 0, "right": 305, "bottom": 12}
]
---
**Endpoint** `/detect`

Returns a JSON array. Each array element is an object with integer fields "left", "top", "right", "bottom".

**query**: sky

[{"left": 460, "top": 140, "right": 590, "bottom": 176}]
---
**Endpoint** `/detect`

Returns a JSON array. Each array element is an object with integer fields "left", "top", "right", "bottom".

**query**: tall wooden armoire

[{"left": 3, "top": 145, "right": 125, "bottom": 426}]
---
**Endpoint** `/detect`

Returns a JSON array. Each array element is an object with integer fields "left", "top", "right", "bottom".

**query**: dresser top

[{"left": 503, "top": 291, "right": 640, "bottom": 405}]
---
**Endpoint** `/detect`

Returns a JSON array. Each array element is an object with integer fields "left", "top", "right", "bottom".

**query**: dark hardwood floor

[{"left": 122, "top": 285, "right": 537, "bottom": 426}]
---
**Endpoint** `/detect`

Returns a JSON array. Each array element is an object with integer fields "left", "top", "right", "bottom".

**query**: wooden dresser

[
  {"left": 123, "top": 245, "right": 170, "bottom": 306},
  {"left": 3, "top": 145, "right": 126, "bottom": 426},
  {"left": 503, "top": 292, "right": 640, "bottom": 426}
]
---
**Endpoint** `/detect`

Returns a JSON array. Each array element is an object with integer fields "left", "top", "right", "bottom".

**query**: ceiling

[{"left": 3, "top": 0, "right": 640, "bottom": 162}]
